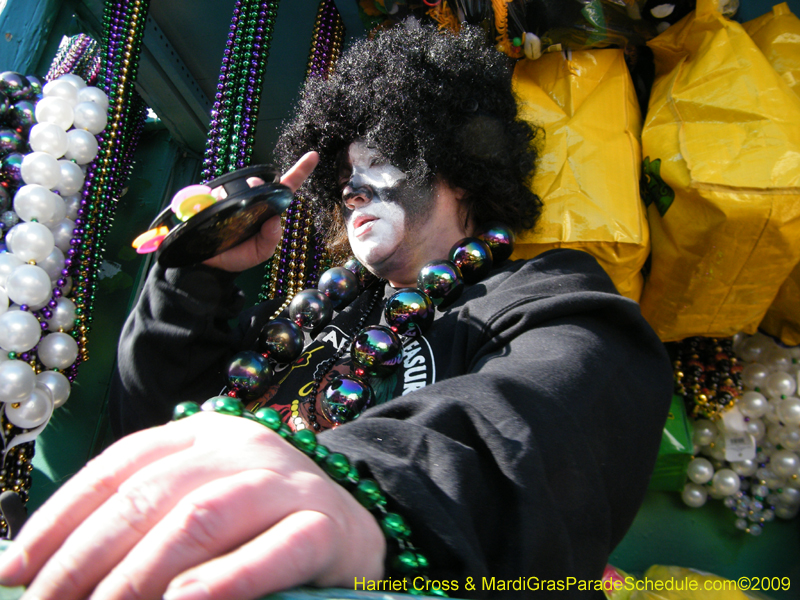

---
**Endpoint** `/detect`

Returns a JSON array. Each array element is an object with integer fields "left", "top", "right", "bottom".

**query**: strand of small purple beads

[
  {"left": 260, "top": 0, "right": 345, "bottom": 305},
  {"left": 201, "top": 0, "right": 280, "bottom": 180},
  {"left": 45, "top": 34, "right": 101, "bottom": 83},
  {"left": 65, "top": 0, "right": 151, "bottom": 371},
  {"left": 171, "top": 396, "right": 446, "bottom": 597}
]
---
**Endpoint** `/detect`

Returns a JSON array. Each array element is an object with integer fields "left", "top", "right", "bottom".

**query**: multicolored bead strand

[
  {"left": 68, "top": 0, "right": 151, "bottom": 367},
  {"left": 172, "top": 397, "right": 446, "bottom": 596},
  {"left": 45, "top": 34, "right": 102, "bottom": 85},
  {"left": 260, "top": 0, "right": 345, "bottom": 304},
  {"left": 201, "top": 0, "right": 281, "bottom": 181},
  {"left": 676, "top": 335, "right": 800, "bottom": 532}
]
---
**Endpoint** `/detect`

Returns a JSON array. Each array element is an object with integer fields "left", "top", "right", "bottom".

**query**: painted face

[
  {"left": 339, "top": 140, "right": 472, "bottom": 287},
  {"left": 340, "top": 141, "right": 427, "bottom": 279}
]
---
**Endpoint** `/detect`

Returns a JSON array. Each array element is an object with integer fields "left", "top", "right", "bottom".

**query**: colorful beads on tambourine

[
  {"left": 131, "top": 226, "right": 169, "bottom": 254},
  {"left": 170, "top": 184, "right": 215, "bottom": 221},
  {"left": 131, "top": 184, "right": 218, "bottom": 255}
]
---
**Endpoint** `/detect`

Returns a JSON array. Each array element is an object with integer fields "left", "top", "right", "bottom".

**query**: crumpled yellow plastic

[
  {"left": 637, "top": 0, "right": 800, "bottom": 342},
  {"left": 744, "top": 2, "right": 800, "bottom": 96},
  {"left": 744, "top": 3, "right": 800, "bottom": 347},
  {"left": 603, "top": 564, "right": 772, "bottom": 600},
  {"left": 511, "top": 48, "right": 649, "bottom": 301}
]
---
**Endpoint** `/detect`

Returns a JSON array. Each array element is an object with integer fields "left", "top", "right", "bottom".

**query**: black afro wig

[{"left": 275, "top": 20, "right": 543, "bottom": 258}]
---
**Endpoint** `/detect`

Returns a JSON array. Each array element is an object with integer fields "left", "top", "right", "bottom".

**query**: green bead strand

[
  {"left": 173, "top": 401, "right": 201, "bottom": 420},
  {"left": 201, "top": 396, "right": 244, "bottom": 416},
  {"left": 323, "top": 452, "right": 351, "bottom": 481},
  {"left": 176, "top": 397, "right": 442, "bottom": 595}
]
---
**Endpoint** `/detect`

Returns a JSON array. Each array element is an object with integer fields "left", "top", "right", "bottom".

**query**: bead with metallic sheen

[
  {"left": 322, "top": 375, "right": 373, "bottom": 424},
  {"left": 344, "top": 256, "right": 375, "bottom": 288},
  {"left": 201, "top": 395, "right": 244, "bottom": 416},
  {"left": 289, "top": 289, "right": 332, "bottom": 330},
  {"left": 291, "top": 428, "right": 317, "bottom": 454},
  {"left": 226, "top": 351, "right": 272, "bottom": 400},
  {"left": 417, "top": 259, "right": 464, "bottom": 309},
  {"left": 381, "top": 512, "right": 411, "bottom": 540},
  {"left": 323, "top": 452, "right": 351, "bottom": 480},
  {"left": 449, "top": 237, "right": 493, "bottom": 283},
  {"left": 254, "top": 406, "right": 282, "bottom": 430},
  {"left": 476, "top": 222, "right": 515, "bottom": 263},
  {"left": 258, "top": 317, "right": 304, "bottom": 363},
  {"left": 351, "top": 325, "right": 403, "bottom": 377},
  {"left": 354, "top": 478, "right": 386, "bottom": 509},
  {"left": 317, "top": 266, "right": 359, "bottom": 309},
  {"left": 173, "top": 401, "right": 200, "bottom": 420},
  {"left": 385, "top": 288, "right": 434, "bottom": 336}
]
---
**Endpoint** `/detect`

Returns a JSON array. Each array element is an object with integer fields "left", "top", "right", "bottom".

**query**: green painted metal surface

[{"left": 0, "top": 0, "right": 63, "bottom": 74}]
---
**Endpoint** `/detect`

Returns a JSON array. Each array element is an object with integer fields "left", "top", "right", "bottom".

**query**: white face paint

[
  {"left": 341, "top": 141, "right": 413, "bottom": 275},
  {"left": 339, "top": 140, "right": 473, "bottom": 287}
]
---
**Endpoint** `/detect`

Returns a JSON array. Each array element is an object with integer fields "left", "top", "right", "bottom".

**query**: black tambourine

[{"left": 137, "top": 165, "right": 294, "bottom": 268}]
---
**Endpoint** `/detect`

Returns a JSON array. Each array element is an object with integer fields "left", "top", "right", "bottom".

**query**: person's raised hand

[
  {"left": 203, "top": 151, "right": 319, "bottom": 273},
  {"left": 0, "top": 411, "right": 385, "bottom": 600}
]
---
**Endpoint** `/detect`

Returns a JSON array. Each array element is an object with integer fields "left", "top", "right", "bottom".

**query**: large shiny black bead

[
  {"left": 476, "top": 222, "right": 515, "bottom": 263},
  {"left": 344, "top": 256, "right": 376, "bottom": 288},
  {"left": 449, "top": 237, "right": 493, "bottom": 284},
  {"left": 289, "top": 289, "right": 333, "bottom": 331},
  {"left": 0, "top": 129, "right": 22, "bottom": 160},
  {"left": 417, "top": 260, "right": 464, "bottom": 309},
  {"left": 351, "top": 325, "right": 403, "bottom": 377},
  {"left": 9, "top": 101, "right": 36, "bottom": 136},
  {"left": 0, "top": 153, "right": 23, "bottom": 189},
  {"left": 318, "top": 266, "right": 359, "bottom": 310},
  {"left": 226, "top": 350, "right": 272, "bottom": 400},
  {"left": 0, "top": 73, "right": 31, "bottom": 101},
  {"left": 258, "top": 317, "right": 305, "bottom": 364},
  {"left": 321, "top": 375, "right": 374, "bottom": 424},
  {"left": 25, "top": 75, "right": 43, "bottom": 101},
  {"left": 385, "top": 288, "right": 434, "bottom": 337},
  {"left": 0, "top": 186, "right": 10, "bottom": 212},
  {"left": 0, "top": 92, "right": 9, "bottom": 121}
]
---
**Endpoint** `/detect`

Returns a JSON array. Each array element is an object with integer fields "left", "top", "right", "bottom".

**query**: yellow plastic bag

[
  {"left": 603, "top": 564, "right": 774, "bottom": 600},
  {"left": 760, "top": 262, "right": 800, "bottom": 346},
  {"left": 637, "top": 0, "right": 800, "bottom": 342},
  {"left": 744, "top": 2, "right": 800, "bottom": 96},
  {"left": 745, "top": 3, "right": 800, "bottom": 347},
  {"left": 511, "top": 49, "right": 649, "bottom": 301}
]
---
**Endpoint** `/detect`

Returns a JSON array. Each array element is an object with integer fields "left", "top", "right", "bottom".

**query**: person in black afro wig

[{"left": 275, "top": 20, "right": 543, "bottom": 261}]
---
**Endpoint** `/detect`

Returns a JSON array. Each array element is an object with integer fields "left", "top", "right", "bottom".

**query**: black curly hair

[{"left": 275, "top": 20, "right": 543, "bottom": 260}]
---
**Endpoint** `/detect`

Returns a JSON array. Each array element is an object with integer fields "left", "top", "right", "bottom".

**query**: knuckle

[
  {"left": 113, "top": 485, "right": 161, "bottom": 535},
  {"left": 42, "top": 551, "right": 90, "bottom": 597},
  {"left": 173, "top": 500, "right": 227, "bottom": 554},
  {"left": 95, "top": 571, "right": 148, "bottom": 600}
]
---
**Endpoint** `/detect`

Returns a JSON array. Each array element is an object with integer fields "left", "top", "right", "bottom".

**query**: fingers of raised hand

[{"left": 279, "top": 152, "right": 319, "bottom": 194}]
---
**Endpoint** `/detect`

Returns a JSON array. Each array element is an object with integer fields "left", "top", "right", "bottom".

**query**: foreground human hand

[
  {"left": 0, "top": 411, "right": 385, "bottom": 600},
  {"left": 203, "top": 151, "right": 319, "bottom": 273}
]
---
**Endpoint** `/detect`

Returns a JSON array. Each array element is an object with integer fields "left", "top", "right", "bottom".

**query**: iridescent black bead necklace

[{"left": 225, "top": 223, "right": 515, "bottom": 431}]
